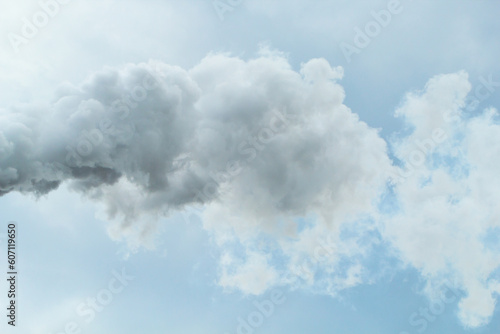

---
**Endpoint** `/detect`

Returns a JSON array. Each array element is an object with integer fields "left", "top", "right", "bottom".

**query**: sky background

[{"left": 1, "top": 0, "right": 500, "bottom": 333}]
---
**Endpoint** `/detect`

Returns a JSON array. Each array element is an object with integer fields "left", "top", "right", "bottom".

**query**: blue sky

[{"left": 1, "top": 1, "right": 500, "bottom": 333}]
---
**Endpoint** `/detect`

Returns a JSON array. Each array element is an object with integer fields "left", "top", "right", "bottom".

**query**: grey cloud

[{"left": 1, "top": 51, "right": 391, "bottom": 229}]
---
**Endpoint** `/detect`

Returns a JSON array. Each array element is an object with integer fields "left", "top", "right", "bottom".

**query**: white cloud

[
  {"left": 219, "top": 251, "right": 278, "bottom": 295},
  {"left": 387, "top": 73, "right": 500, "bottom": 328}
]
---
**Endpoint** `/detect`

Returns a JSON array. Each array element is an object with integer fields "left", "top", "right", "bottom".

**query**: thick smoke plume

[
  {"left": 1, "top": 51, "right": 499, "bottom": 328},
  {"left": 0, "top": 51, "right": 391, "bottom": 229}
]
